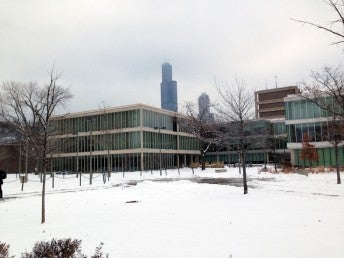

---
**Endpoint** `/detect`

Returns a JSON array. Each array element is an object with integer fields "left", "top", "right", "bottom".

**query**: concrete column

[
  {"left": 290, "top": 149, "right": 296, "bottom": 166},
  {"left": 140, "top": 152, "right": 144, "bottom": 171}
]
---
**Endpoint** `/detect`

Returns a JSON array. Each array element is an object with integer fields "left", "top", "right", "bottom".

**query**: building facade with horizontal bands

[
  {"left": 49, "top": 104, "right": 200, "bottom": 173},
  {"left": 285, "top": 94, "right": 344, "bottom": 166},
  {"left": 254, "top": 86, "right": 300, "bottom": 119}
]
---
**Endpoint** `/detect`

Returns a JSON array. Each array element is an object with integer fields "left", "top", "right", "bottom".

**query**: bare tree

[
  {"left": 292, "top": 0, "right": 344, "bottom": 47},
  {"left": 327, "top": 119, "right": 344, "bottom": 184},
  {"left": 0, "top": 82, "right": 39, "bottom": 186},
  {"left": 0, "top": 67, "right": 73, "bottom": 223},
  {"left": 301, "top": 66, "right": 343, "bottom": 184},
  {"left": 178, "top": 102, "right": 217, "bottom": 171},
  {"left": 214, "top": 127, "right": 241, "bottom": 170},
  {"left": 215, "top": 77, "right": 254, "bottom": 194},
  {"left": 249, "top": 121, "right": 276, "bottom": 172},
  {"left": 269, "top": 128, "right": 286, "bottom": 173},
  {"left": 302, "top": 66, "right": 344, "bottom": 119}
]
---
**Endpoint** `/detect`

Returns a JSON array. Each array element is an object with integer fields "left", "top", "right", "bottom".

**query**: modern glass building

[
  {"left": 161, "top": 62, "right": 178, "bottom": 112},
  {"left": 205, "top": 119, "right": 288, "bottom": 164},
  {"left": 49, "top": 104, "right": 199, "bottom": 173},
  {"left": 254, "top": 86, "right": 300, "bottom": 119},
  {"left": 285, "top": 94, "right": 344, "bottom": 166}
]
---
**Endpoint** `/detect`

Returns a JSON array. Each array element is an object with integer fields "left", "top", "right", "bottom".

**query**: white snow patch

[{"left": 1, "top": 166, "right": 343, "bottom": 258}]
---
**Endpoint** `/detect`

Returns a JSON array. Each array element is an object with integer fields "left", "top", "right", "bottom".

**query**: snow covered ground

[{"left": 1, "top": 166, "right": 344, "bottom": 258}]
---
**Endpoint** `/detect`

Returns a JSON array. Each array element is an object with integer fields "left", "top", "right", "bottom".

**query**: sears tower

[{"left": 160, "top": 62, "right": 178, "bottom": 112}]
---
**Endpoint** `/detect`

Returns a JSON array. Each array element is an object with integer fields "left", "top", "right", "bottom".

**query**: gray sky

[{"left": 0, "top": 0, "right": 342, "bottom": 113}]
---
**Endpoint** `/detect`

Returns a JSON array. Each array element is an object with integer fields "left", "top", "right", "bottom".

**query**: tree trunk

[
  {"left": 41, "top": 136, "right": 48, "bottom": 224},
  {"left": 201, "top": 152, "right": 206, "bottom": 170},
  {"left": 238, "top": 153, "right": 241, "bottom": 174},
  {"left": 273, "top": 150, "right": 278, "bottom": 173},
  {"left": 334, "top": 144, "right": 341, "bottom": 184},
  {"left": 242, "top": 152, "right": 248, "bottom": 194},
  {"left": 107, "top": 151, "right": 111, "bottom": 180},
  {"left": 264, "top": 151, "right": 267, "bottom": 170},
  {"left": 22, "top": 143, "right": 29, "bottom": 192},
  {"left": 41, "top": 168, "right": 46, "bottom": 224}
]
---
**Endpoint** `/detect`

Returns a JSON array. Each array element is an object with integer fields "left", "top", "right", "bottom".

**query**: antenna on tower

[{"left": 274, "top": 76, "right": 278, "bottom": 88}]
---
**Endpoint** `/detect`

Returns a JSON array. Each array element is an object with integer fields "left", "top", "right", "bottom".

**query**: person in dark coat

[{"left": 0, "top": 170, "right": 7, "bottom": 199}]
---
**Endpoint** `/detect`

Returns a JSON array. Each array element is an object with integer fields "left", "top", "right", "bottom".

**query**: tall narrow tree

[
  {"left": 178, "top": 102, "right": 217, "bottom": 170},
  {"left": 301, "top": 66, "right": 344, "bottom": 184},
  {"left": 327, "top": 119, "right": 343, "bottom": 184},
  {"left": 215, "top": 77, "right": 254, "bottom": 194},
  {"left": 0, "top": 67, "right": 73, "bottom": 223}
]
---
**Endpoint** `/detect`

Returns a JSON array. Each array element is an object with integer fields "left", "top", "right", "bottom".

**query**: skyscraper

[
  {"left": 160, "top": 62, "right": 178, "bottom": 112},
  {"left": 198, "top": 92, "right": 215, "bottom": 124}
]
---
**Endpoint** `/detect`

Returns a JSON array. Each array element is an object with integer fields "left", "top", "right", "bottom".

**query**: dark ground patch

[
  {"left": 1, "top": 176, "right": 276, "bottom": 201},
  {"left": 126, "top": 177, "right": 275, "bottom": 188},
  {"left": 125, "top": 200, "right": 140, "bottom": 204},
  {"left": 191, "top": 177, "right": 249, "bottom": 187}
]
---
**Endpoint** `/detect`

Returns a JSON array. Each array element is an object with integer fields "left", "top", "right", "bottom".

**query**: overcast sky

[{"left": 0, "top": 0, "right": 342, "bottom": 113}]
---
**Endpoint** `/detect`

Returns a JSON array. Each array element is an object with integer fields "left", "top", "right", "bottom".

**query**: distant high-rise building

[
  {"left": 198, "top": 92, "right": 215, "bottom": 123},
  {"left": 160, "top": 62, "right": 178, "bottom": 112}
]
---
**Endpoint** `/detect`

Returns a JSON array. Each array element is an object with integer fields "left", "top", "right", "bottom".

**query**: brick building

[
  {"left": 0, "top": 143, "right": 20, "bottom": 173},
  {"left": 254, "top": 86, "right": 300, "bottom": 119}
]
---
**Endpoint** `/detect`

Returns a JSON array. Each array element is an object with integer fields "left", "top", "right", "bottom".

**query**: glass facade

[
  {"left": 273, "top": 122, "right": 286, "bottom": 135},
  {"left": 49, "top": 105, "right": 199, "bottom": 172},
  {"left": 142, "top": 109, "right": 176, "bottom": 131},
  {"left": 53, "top": 109, "right": 141, "bottom": 134},
  {"left": 287, "top": 122, "right": 331, "bottom": 143},
  {"left": 285, "top": 96, "right": 344, "bottom": 166},
  {"left": 205, "top": 119, "right": 288, "bottom": 164},
  {"left": 285, "top": 98, "right": 333, "bottom": 120},
  {"left": 293, "top": 147, "right": 344, "bottom": 167}
]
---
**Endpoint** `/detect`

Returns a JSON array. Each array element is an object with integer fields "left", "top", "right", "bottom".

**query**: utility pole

[
  {"left": 75, "top": 131, "right": 81, "bottom": 186},
  {"left": 18, "top": 143, "right": 22, "bottom": 178},
  {"left": 21, "top": 139, "right": 29, "bottom": 191}
]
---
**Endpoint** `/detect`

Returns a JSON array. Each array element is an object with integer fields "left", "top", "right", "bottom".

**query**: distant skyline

[
  {"left": 198, "top": 93, "right": 215, "bottom": 124},
  {"left": 0, "top": 0, "right": 342, "bottom": 113},
  {"left": 161, "top": 62, "right": 178, "bottom": 112}
]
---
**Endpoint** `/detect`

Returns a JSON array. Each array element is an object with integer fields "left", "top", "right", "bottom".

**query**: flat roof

[
  {"left": 254, "top": 86, "right": 299, "bottom": 94},
  {"left": 54, "top": 103, "right": 178, "bottom": 119}
]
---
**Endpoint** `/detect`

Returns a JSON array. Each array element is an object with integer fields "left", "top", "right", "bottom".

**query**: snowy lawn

[{"left": 1, "top": 167, "right": 344, "bottom": 258}]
